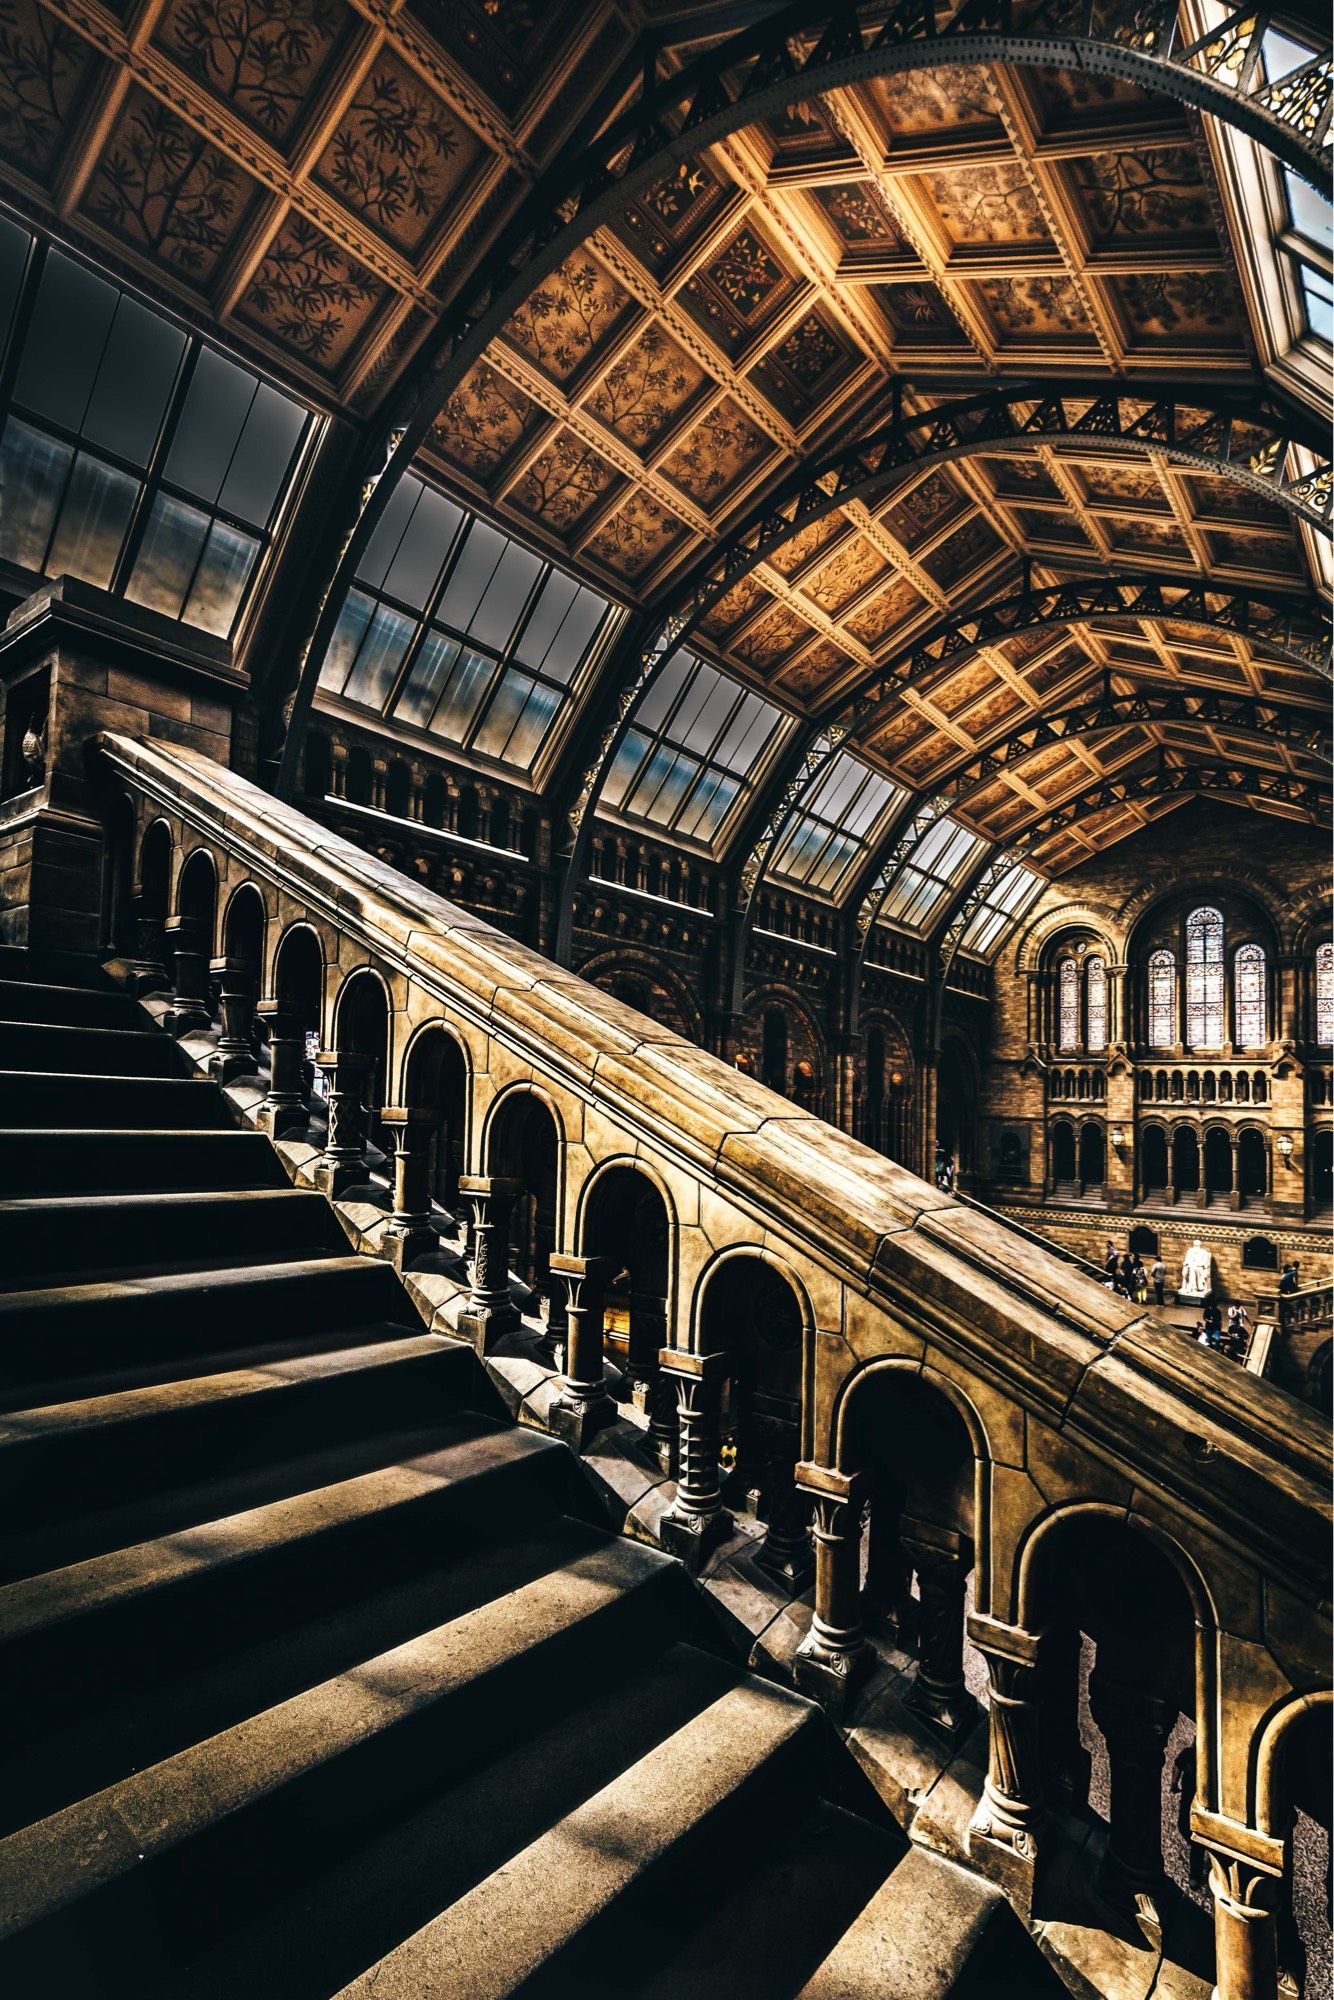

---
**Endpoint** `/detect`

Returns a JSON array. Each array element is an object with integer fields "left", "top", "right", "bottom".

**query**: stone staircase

[{"left": 0, "top": 973, "right": 1058, "bottom": 1999}]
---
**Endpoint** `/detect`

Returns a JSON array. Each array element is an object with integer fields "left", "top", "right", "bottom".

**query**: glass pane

[
  {"left": 356, "top": 474, "right": 421, "bottom": 590},
  {"left": 429, "top": 646, "right": 498, "bottom": 743},
  {"left": 716, "top": 692, "right": 782, "bottom": 773},
  {"left": 82, "top": 295, "right": 185, "bottom": 467},
  {"left": 1149, "top": 950, "right": 1176, "bottom": 1048},
  {"left": 0, "top": 215, "right": 30, "bottom": 362},
  {"left": 342, "top": 603, "right": 414, "bottom": 707},
  {"left": 1284, "top": 168, "right": 1332, "bottom": 252},
  {"left": 14, "top": 252, "right": 118, "bottom": 432},
  {"left": 675, "top": 765, "right": 727, "bottom": 842},
  {"left": 218, "top": 382, "right": 307, "bottom": 528},
  {"left": 436, "top": 518, "right": 506, "bottom": 631},
  {"left": 515, "top": 570, "right": 576, "bottom": 668},
  {"left": 0, "top": 417, "right": 70, "bottom": 571},
  {"left": 163, "top": 348, "right": 255, "bottom": 504},
  {"left": 518, "top": 575, "right": 606, "bottom": 682},
  {"left": 1086, "top": 958, "right": 1107, "bottom": 1051},
  {"left": 394, "top": 628, "right": 461, "bottom": 729},
  {"left": 126, "top": 492, "right": 210, "bottom": 619},
  {"left": 499, "top": 679, "right": 561, "bottom": 767},
  {"left": 670, "top": 663, "right": 723, "bottom": 746},
  {"left": 321, "top": 590, "right": 374, "bottom": 692},
  {"left": 679, "top": 675, "right": 738, "bottom": 755},
  {"left": 468, "top": 538, "right": 541, "bottom": 650},
  {"left": 602, "top": 728, "right": 651, "bottom": 810},
  {"left": 183, "top": 519, "right": 259, "bottom": 635},
  {"left": 636, "top": 648, "right": 693, "bottom": 732},
  {"left": 1058, "top": 960, "right": 1079, "bottom": 1049},
  {"left": 383, "top": 485, "right": 462, "bottom": 611},
  {"left": 472, "top": 666, "right": 537, "bottom": 761},
  {"left": 46, "top": 453, "right": 139, "bottom": 587},
  {"left": 639, "top": 748, "right": 697, "bottom": 824},
  {"left": 1234, "top": 944, "right": 1266, "bottom": 1046},
  {"left": 1300, "top": 266, "right": 1333, "bottom": 343},
  {"left": 812, "top": 831, "right": 858, "bottom": 895},
  {"left": 687, "top": 770, "right": 739, "bottom": 843},
  {"left": 1316, "top": 942, "right": 1334, "bottom": 1046}
]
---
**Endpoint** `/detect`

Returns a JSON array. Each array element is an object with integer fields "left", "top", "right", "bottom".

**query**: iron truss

[{"left": 272, "top": 0, "right": 1332, "bottom": 792}]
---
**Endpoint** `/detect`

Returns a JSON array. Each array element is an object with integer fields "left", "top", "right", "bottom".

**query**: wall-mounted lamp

[
  {"left": 1111, "top": 1125, "right": 1127, "bottom": 1150},
  {"left": 1277, "top": 1133, "right": 1295, "bottom": 1165}
]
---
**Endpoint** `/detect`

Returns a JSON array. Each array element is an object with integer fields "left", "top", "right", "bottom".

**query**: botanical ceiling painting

[
  {"left": 153, "top": 0, "right": 350, "bottom": 147},
  {"left": 0, "top": 0, "right": 97, "bottom": 181},
  {"left": 82, "top": 88, "right": 260, "bottom": 287},
  {"left": 313, "top": 50, "right": 482, "bottom": 257}
]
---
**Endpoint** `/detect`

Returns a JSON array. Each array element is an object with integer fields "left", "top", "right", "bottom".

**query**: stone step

[
  {"left": 0, "top": 979, "right": 147, "bottom": 1030},
  {"left": 0, "top": 1540, "right": 683, "bottom": 1987},
  {"left": 0, "top": 1255, "right": 416, "bottom": 1404},
  {"left": 0, "top": 1019, "right": 189, "bottom": 1078},
  {"left": 796, "top": 1843, "right": 1063, "bottom": 2000},
  {"left": 0, "top": 1069, "right": 233, "bottom": 1129},
  {"left": 0, "top": 1332, "right": 475, "bottom": 1540},
  {"left": 0, "top": 1128, "right": 289, "bottom": 1197},
  {"left": 0, "top": 1511, "right": 613, "bottom": 1841},
  {"left": 332, "top": 1677, "right": 826, "bottom": 2000},
  {"left": 0, "top": 1188, "right": 346, "bottom": 1290}
]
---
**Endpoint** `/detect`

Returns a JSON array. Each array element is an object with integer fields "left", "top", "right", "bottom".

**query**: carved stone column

[
  {"left": 793, "top": 1463, "right": 870, "bottom": 1719},
  {"left": 311, "top": 1050, "right": 374, "bottom": 1198},
  {"left": 548, "top": 1252, "right": 615, "bottom": 1450},
  {"left": 255, "top": 1002, "right": 310, "bottom": 1137},
  {"left": 753, "top": 1414, "right": 813, "bottom": 1589},
  {"left": 901, "top": 1515, "right": 977, "bottom": 1744},
  {"left": 1088, "top": 1664, "right": 1176, "bottom": 1920},
  {"left": 1191, "top": 1807, "right": 1286, "bottom": 2000},
  {"left": 967, "top": 1615, "right": 1046, "bottom": 1917},
  {"left": 128, "top": 903, "right": 170, "bottom": 995},
  {"left": 209, "top": 955, "right": 257, "bottom": 1082},
  {"left": 378, "top": 1106, "right": 438, "bottom": 1271},
  {"left": 1040, "top": 1623, "right": 1093, "bottom": 1808},
  {"left": 163, "top": 916, "right": 211, "bottom": 1035},
  {"left": 456, "top": 1173, "right": 523, "bottom": 1352},
  {"left": 658, "top": 1348, "right": 732, "bottom": 1569}
]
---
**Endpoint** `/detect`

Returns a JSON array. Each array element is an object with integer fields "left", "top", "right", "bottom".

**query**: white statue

[{"left": 1180, "top": 1240, "right": 1212, "bottom": 1298}]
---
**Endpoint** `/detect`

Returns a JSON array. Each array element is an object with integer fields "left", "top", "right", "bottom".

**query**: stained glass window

[
  {"left": 1058, "top": 960, "right": 1079, "bottom": 1050},
  {"left": 1185, "top": 906, "right": 1225, "bottom": 1048},
  {"left": 1086, "top": 956, "right": 1107, "bottom": 1051},
  {"left": 1316, "top": 941, "right": 1334, "bottom": 1046},
  {"left": 1148, "top": 950, "right": 1176, "bottom": 1048},
  {"left": 1234, "top": 943, "right": 1267, "bottom": 1047}
]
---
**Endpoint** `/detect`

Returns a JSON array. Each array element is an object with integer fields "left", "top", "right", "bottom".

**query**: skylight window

[
  {"left": 769, "top": 750, "right": 905, "bottom": 899},
  {"left": 602, "top": 650, "right": 787, "bottom": 851},
  {"left": 958, "top": 863, "right": 1045, "bottom": 959},
  {"left": 0, "top": 220, "right": 311, "bottom": 639},
  {"left": 1281, "top": 166, "right": 1333, "bottom": 346},
  {"left": 878, "top": 816, "right": 986, "bottom": 935},
  {"left": 320, "top": 475, "right": 616, "bottom": 779}
]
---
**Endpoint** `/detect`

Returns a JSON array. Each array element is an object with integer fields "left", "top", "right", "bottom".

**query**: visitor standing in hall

[{"left": 1150, "top": 1255, "right": 1166, "bottom": 1307}]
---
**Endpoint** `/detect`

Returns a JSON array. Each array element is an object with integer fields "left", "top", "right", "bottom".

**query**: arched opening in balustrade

[
  {"left": 216, "top": 885, "right": 267, "bottom": 1079},
  {"left": 698, "top": 1254, "right": 805, "bottom": 1546},
  {"left": 1140, "top": 1126, "right": 1168, "bottom": 1201},
  {"left": 1312, "top": 1131, "right": 1333, "bottom": 1217},
  {"left": 1173, "top": 1127, "right": 1200, "bottom": 1199},
  {"left": 1237, "top": 1128, "right": 1267, "bottom": 1207},
  {"left": 332, "top": 968, "right": 390, "bottom": 1155},
  {"left": 175, "top": 847, "right": 217, "bottom": 946},
  {"left": 345, "top": 747, "right": 372, "bottom": 807},
  {"left": 1024, "top": 1513, "right": 1201, "bottom": 1915},
  {"left": 487, "top": 1091, "right": 560, "bottom": 1298},
  {"left": 843, "top": 1367, "right": 982, "bottom": 1738},
  {"left": 581, "top": 1165, "right": 671, "bottom": 1398},
  {"left": 404, "top": 1025, "right": 469, "bottom": 1217},
  {"left": 273, "top": 925, "right": 324, "bottom": 1041},
  {"left": 1050, "top": 1119, "right": 1076, "bottom": 1188},
  {"left": 1204, "top": 1127, "right": 1233, "bottom": 1206},
  {"left": 762, "top": 1009, "right": 788, "bottom": 1096},
  {"left": 130, "top": 818, "right": 173, "bottom": 995},
  {"left": 1260, "top": 1702, "right": 1334, "bottom": 1996},
  {"left": 1078, "top": 1121, "right": 1105, "bottom": 1191},
  {"left": 938, "top": 1037, "right": 978, "bottom": 1179}
]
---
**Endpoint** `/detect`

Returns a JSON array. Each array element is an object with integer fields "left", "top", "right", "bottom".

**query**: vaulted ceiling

[{"left": 2, "top": 0, "right": 1331, "bottom": 893}]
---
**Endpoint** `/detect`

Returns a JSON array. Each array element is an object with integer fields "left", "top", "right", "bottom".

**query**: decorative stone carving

[
  {"left": 311, "top": 1050, "right": 374, "bottom": 1198},
  {"left": 457, "top": 1173, "right": 524, "bottom": 1351},
  {"left": 1180, "top": 1238, "right": 1213, "bottom": 1299},
  {"left": 793, "top": 1463, "right": 870, "bottom": 1719},
  {"left": 548, "top": 1252, "right": 616, "bottom": 1450},
  {"left": 658, "top": 1348, "right": 732, "bottom": 1569},
  {"left": 209, "top": 954, "right": 258, "bottom": 1083},
  {"left": 378, "top": 1105, "right": 439, "bottom": 1270},
  {"left": 255, "top": 1001, "right": 309, "bottom": 1137},
  {"left": 162, "top": 915, "right": 211, "bottom": 1036},
  {"left": 1191, "top": 1806, "right": 1287, "bottom": 2000},
  {"left": 901, "top": 1515, "right": 976, "bottom": 1744}
]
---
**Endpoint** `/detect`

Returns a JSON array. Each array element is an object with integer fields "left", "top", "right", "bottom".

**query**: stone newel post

[
  {"left": 967, "top": 1614, "right": 1046, "bottom": 1916},
  {"left": 457, "top": 1173, "right": 523, "bottom": 1352},
  {"left": 901, "top": 1515, "right": 977, "bottom": 1744},
  {"left": 793, "top": 1463, "right": 870, "bottom": 1719},
  {"left": 378, "top": 1106, "right": 439, "bottom": 1270},
  {"left": 209, "top": 955, "right": 257, "bottom": 1083},
  {"left": 163, "top": 915, "right": 211, "bottom": 1035},
  {"left": 312, "top": 1050, "right": 374, "bottom": 1197},
  {"left": 1191, "top": 1808, "right": 1286, "bottom": 2000},
  {"left": 658, "top": 1348, "right": 731, "bottom": 1568},
  {"left": 255, "top": 1001, "right": 309, "bottom": 1137},
  {"left": 548, "top": 1252, "right": 615, "bottom": 1450}
]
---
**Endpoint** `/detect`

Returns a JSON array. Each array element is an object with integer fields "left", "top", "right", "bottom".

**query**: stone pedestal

[
  {"left": 378, "top": 1106, "right": 439, "bottom": 1271},
  {"left": 793, "top": 1462, "right": 870, "bottom": 1719},
  {"left": 456, "top": 1173, "right": 523, "bottom": 1352},
  {"left": 163, "top": 916, "right": 211, "bottom": 1035},
  {"left": 967, "top": 1614, "right": 1046, "bottom": 1919},
  {"left": 1191, "top": 1808, "right": 1286, "bottom": 2000},
  {"left": 547, "top": 1252, "right": 615, "bottom": 1451},
  {"left": 209, "top": 954, "right": 257, "bottom": 1082},
  {"left": 311, "top": 1050, "right": 374, "bottom": 1197},
  {"left": 255, "top": 1001, "right": 310, "bottom": 1137},
  {"left": 658, "top": 1348, "right": 732, "bottom": 1569},
  {"left": 901, "top": 1516, "right": 977, "bottom": 1745}
]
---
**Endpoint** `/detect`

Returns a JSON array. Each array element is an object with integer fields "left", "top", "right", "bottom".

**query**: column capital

[
  {"left": 967, "top": 1613, "right": 1043, "bottom": 1667},
  {"left": 378, "top": 1105, "right": 438, "bottom": 1134},
  {"left": 794, "top": 1461, "right": 869, "bottom": 1506},
  {"left": 658, "top": 1345, "right": 729, "bottom": 1383},
  {"left": 1190, "top": 1807, "right": 1286, "bottom": 1884},
  {"left": 459, "top": 1171, "right": 524, "bottom": 1202}
]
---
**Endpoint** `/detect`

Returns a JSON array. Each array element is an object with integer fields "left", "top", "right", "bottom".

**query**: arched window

[
  {"left": 1058, "top": 959, "right": 1079, "bottom": 1050},
  {"left": 1234, "top": 943, "right": 1267, "bottom": 1047},
  {"left": 1185, "top": 905, "right": 1225, "bottom": 1049},
  {"left": 1316, "top": 941, "right": 1334, "bottom": 1047},
  {"left": 1148, "top": 950, "right": 1176, "bottom": 1048},
  {"left": 1086, "top": 956, "right": 1107, "bottom": 1052}
]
